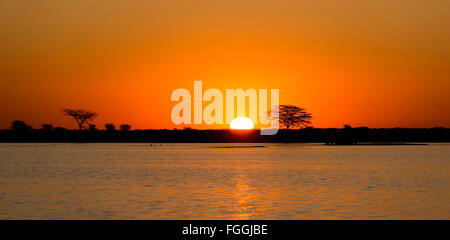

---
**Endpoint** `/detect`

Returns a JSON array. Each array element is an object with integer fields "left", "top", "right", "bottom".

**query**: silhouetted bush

[
  {"left": 105, "top": 123, "right": 116, "bottom": 131},
  {"left": 89, "top": 124, "right": 97, "bottom": 131},
  {"left": 10, "top": 120, "right": 32, "bottom": 132},
  {"left": 120, "top": 124, "right": 131, "bottom": 131}
]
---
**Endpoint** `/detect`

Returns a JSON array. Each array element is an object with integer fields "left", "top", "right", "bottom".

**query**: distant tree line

[
  {"left": 4, "top": 107, "right": 448, "bottom": 143},
  {"left": 9, "top": 105, "right": 313, "bottom": 132},
  {"left": 9, "top": 108, "right": 132, "bottom": 132}
]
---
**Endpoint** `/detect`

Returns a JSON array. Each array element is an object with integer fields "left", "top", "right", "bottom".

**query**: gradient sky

[{"left": 1, "top": 0, "right": 449, "bottom": 130}]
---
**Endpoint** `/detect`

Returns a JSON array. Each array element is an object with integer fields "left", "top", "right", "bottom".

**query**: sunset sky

[{"left": 1, "top": 0, "right": 449, "bottom": 130}]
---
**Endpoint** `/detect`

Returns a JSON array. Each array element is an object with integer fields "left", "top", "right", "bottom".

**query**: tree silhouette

[
  {"left": 105, "top": 123, "right": 116, "bottom": 131},
  {"left": 62, "top": 109, "right": 97, "bottom": 130},
  {"left": 120, "top": 124, "right": 131, "bottom": 131},
  {"left": 271, "top": 105, "right": 312, "bottom": 129},
  {"left": 89, "top": 124, "right": 97, "bottom": 131},
  {"left": 10, "top": 120, "right": 32, "bottom": 132}
]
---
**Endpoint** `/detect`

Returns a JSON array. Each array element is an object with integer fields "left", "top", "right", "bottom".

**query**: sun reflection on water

[{"left": 232, "top": 174, "right": 256, "bottom": 219}]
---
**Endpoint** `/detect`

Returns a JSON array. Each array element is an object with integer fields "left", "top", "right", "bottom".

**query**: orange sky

[{"left": 1, "top": 0, "right": 449, "bottom": 130}]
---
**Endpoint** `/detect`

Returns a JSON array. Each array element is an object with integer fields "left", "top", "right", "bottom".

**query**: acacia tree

[
  {"left": 62, "top": 109, "right": 98, "bottom": 130},
  {"left": 271, "top": 105, "right": 312, "bottom": 129}
]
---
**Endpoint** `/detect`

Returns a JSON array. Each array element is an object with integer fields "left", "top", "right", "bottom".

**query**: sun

[{"left": 230, "top": 117, "right": 254, "bottom": 129}]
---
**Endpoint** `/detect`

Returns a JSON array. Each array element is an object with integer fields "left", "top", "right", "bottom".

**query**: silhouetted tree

[
  {"left": 62, "top": 109, "right": 97, "bottom": 130},
  {"left": 89, "top": 124, "right": 97, "bottom": 131},
  {"left": 105, "top": 123, "right": 116, "bottom": 131},
  {"left": 41, "top": 124, "right": 53, "bottom": 131},
  {"left": 120, "top": 124, "right": 131, "bottom": 131},
  {"left": 271, "top": 105, "right": 312, "bottom": 129},
  {"left": 10, "top": 120, "right": 32, "bottom": 132}
]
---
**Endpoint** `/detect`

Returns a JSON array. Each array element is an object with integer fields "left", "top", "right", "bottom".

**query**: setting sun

[{"left": 230, "top": 117, "right": 254, "bottom": 130}]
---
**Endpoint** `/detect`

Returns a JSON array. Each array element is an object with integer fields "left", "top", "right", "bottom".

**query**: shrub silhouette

[
  {"left": 10, "top": 120, "right": 32, "bottom": 132},
  {"left": 120, "top": 124, "right": 131, "bottom": 131},
  {"left": 105, "top": 123, "right": 116, "bottom": 131}
]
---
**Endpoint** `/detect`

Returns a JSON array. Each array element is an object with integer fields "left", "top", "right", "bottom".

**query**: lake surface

[{"left": 0, "top": 143, "right": 449, "bottom": 219}]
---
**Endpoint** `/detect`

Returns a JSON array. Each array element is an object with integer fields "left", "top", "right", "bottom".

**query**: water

[{"left": 0, "top": 143, "right": 449, "bottom": 219}]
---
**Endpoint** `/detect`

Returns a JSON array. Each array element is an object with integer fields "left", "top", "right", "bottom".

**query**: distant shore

[
  {"left": 0, "top": 127, "right": 448, "bottom": 143},
  {"left": 325, "top": 142, "right": 429, "bottom": 146}
]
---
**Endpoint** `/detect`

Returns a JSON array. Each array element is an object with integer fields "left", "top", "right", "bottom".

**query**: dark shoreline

[
  {"left": 0, "top": 127, "right": 448, "bottom": 144},
  {"left": 325, "top": 143, "right": 429, "bottom": 146}
]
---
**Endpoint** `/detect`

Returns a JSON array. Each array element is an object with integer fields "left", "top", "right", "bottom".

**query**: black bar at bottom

[{"left": 0, "top": 220, "right": 447, "bottom": 239}]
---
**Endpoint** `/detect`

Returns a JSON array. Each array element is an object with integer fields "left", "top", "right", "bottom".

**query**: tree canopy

[{"left": 272, "top": 104, "right": 312, "bottom": 129}]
